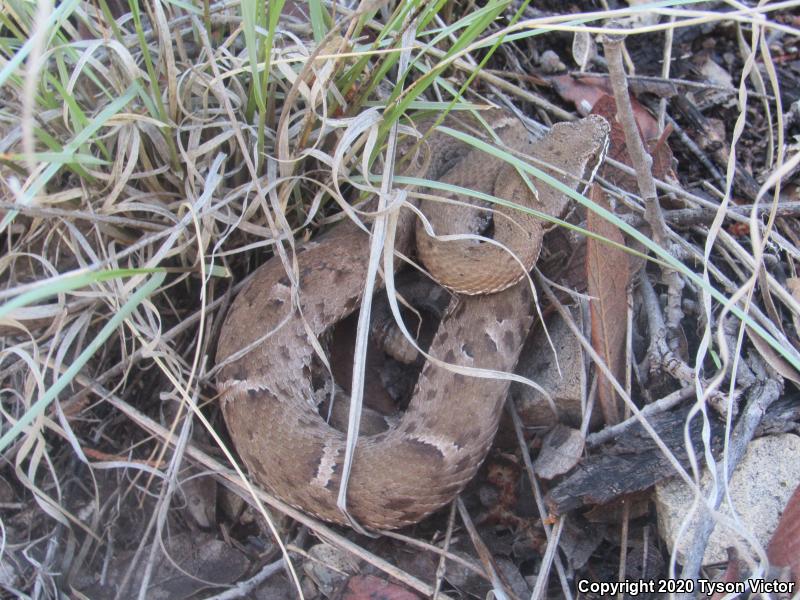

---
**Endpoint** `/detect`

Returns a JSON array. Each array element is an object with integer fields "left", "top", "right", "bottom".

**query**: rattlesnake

[{"left": 216, "top": 111, "right": 609, "bottom": 530}]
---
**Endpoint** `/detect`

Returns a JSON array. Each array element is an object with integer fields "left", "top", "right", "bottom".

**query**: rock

[
  {"left": 539, "top": 50, "right": 566, "bottom": 74},
  {"left": 303, "top": 543, "right": 360, "bottom": 597},
  {"left": 511, "top": 308, "right": 593, "bottom": 428},
  {"left": 534, "top": 425, "right": 584, "bottom": 480},
  {"left": 655, "top": 434, "right": 800, "bottom": 565}
]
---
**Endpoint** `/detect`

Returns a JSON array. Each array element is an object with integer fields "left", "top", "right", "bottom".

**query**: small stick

[
  {"left": 657, "top": 16, "right": 675, "bottom": 133},
  {"left": 663, "top": 112, "right": 727, "bottom": 190},
  {"left": 602, "top": 23, "right": 688, "bottom": 355},
  {"left": 433, "top": 502, "right": 458, "bottom": 600},
  {"left": 676, "top": 355, "right": 783, "bottom": 591},
  {"left": 601, "top": 25, "right": 668, "bottom": 247},
  {"left": 586, "top": 385, "right": 695, "bottom": 448},
  {"left": 507, "top": 402, "right": 574, "bottom": 600},
  {"left": 640, "top": 277, "right": 695, "bottom": 384},
  {"left": 205, "top": 559, "right": 286, "bottom": 600},
  {"left": 456, "top": 498, "right": 520, "bottom": 600}
]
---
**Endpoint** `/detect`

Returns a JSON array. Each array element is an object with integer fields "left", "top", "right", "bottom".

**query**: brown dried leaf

[
  {"left": 550, "top": 73, "right": 608, "bottom": 115},
  {"left": 591, "top": 93, "right": 660, "bottom": 141},
  {"left": 341, "top": 575, "right": 422, "bottom": 600},
  {"left": 591, "top": 95, "right": 676, "bottom": 195},
  {"left": 746, "top": 326, "right": 800, "bottom": 387},
  {"left": 710, "top": 548, "right": 746, "bottom": 600},
  {"left": 586, "top": 185, "right": 630, "bottom": 425},
  {"left": 787, "top": 276, "right": 800, "bottom": 340},
  {"left": 767, "top": 483, "right": 800, "bottom": 586},
  {"left": 550, "top": 74, "right": 678, "bottom": 116}
]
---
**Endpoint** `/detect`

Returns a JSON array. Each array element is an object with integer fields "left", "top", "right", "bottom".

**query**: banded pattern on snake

[{"left": 216, "top": 111, "right": 609, "bottom": 530}]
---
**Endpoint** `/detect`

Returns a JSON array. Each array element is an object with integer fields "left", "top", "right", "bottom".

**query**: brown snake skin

[{"left": 216, "top": 112, "right": 610, "bottom": 530}]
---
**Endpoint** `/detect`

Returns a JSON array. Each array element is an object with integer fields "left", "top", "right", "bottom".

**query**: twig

[
  {"left": 663, "top": 112, "right": 727, "bottom": 190},
  {"left": 507, "top": 402, "right": 573, "bottom": 600},
  {"left": 433, "top": 502, "right": 457, "bottom": 600},
  {"left": 601, "top": 25, "right": 668, "bottom": 247},
  {"left": 423, "top": 46, "right": 576, "bottom": 122},
  {"left": 721, "top": 317, "right": 756, "bottom": 391},
  {"left": 599, "top": 159, "right": 800, "bottom": 264},
  {"left": 380, "top": 530, "right": 487, "bottom": 580},
  {"left": 663, "top": 268, "right": 686, "bottom": 342},
  {"left": 586, "top": 385, "right": 695, "bottom": 448},
  {"left": 657, "top": 16, "right": 675, "bottom": 133},
  {"left": 622, "top": 202, "right": 800, "bottom": 229},
  {"left": 564, "top": 71, "right": 775, "bottom": 101},
  {"left": 530, "top": 517, "right": 565, "bottom": 600},
  {"left": 602, "top": 23, "right": 688, "bottom": 344},
  {"left": 639, "top": 277, "right": 695, "bottom": 384},
  {"left": 456, "top": 498, "right": 520, "bottom": 600},
  {"left": 205, "top": 559, "right": 286, "bottom": 600},
  {"left": 617, "top": 502, "right": 630, "bottom": 600},
  {"left": 676, "top": 354, "right": 783, "bottom": 589}
]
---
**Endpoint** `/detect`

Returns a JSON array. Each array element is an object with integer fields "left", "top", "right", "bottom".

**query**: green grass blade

[
  {"left": 0, "top": 268, "right": 161, "bottom": 317},
  {"left": 0, "top": 84, "right": 138, "bottom": 232},
  {"left": 0, "top": 271, "right": 167, "bottom": 452},
  {"left": 0, "top": 0, "right": 80, "bottom": 89}
]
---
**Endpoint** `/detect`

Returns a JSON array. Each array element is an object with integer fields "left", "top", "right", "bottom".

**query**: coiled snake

[{"left": 216, "top": 111, "right": 609, "bottom": 530}]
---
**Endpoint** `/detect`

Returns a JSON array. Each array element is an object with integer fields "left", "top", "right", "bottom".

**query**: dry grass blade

[{"left": 2, "top": 0, "right": 799, "bottom": 596}]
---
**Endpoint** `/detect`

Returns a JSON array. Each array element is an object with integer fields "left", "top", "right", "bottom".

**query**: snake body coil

[{"left": 216, "top": 113, "right": 609, "bottom": 529}]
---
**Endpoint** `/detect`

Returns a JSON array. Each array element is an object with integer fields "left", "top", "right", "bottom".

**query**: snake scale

[{"left": 216, "top": 111, "right": 609, "bottom": 530}]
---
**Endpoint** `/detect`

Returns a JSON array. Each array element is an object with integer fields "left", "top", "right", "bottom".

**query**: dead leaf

[
  {"left": 550, "top": 74, "right": 609, "bottom": 115},
  {"left": 572, "top": 31, "right": 596, "bottom": 71},
  {"left": 786, "top": 277, "right": 800, "bottom": 340},
  {"left": 586, "top": 184, "right": 630, "bottom": 425},
  {"left": 710, "top": 548, "right": 747, "bottom": 600},
  {"left": 550, "top": 74, "right": 677, "bottom": 116},
  {"left": 746, "top": 326, "right": 800, "bottom": 387},
  {"left": 591, "top": 95, "right": 677, "bottom": 196},
  {"left": 340, "top": 575, "right": 422, "bottom": 600},
  {"left": 767, "top": 483, "right": 800, "bottom": 586}
]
